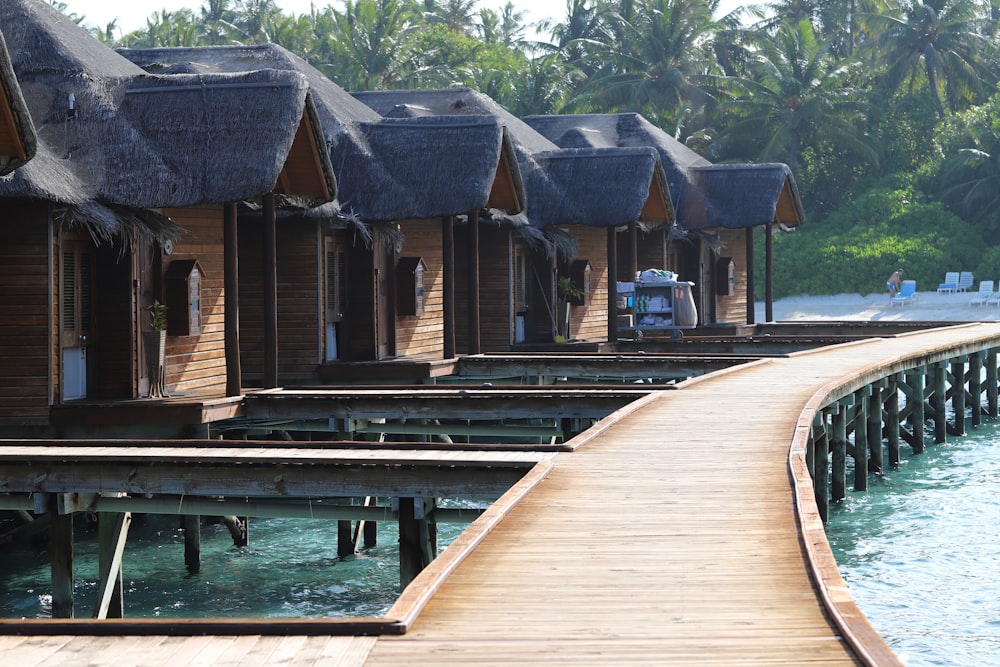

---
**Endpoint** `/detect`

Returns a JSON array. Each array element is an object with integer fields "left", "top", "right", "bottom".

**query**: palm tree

[
  {"left": 717, "top": 19, "right": 876, "bottom": 172},
  {"left": 860, "top": 0, "right": 994, "bottom": 117},
  {"left": 326, "top": 0, "right": 417, "bottom": 90}
]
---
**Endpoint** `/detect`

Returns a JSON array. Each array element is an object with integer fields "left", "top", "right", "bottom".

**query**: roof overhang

[
  {"left": 486, "top": 127, "right": 523, "bottom": 214},
  {"left": 274, "top": 99, "right": 336, "bottom": 202}
]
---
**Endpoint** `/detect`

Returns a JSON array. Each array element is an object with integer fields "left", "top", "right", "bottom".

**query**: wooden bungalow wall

[
  {"left": 714, "top": 228, "right": 748, "bottom": 325},
  {"left": 238, "top": 218, "right": 323, "bottom": 385},
  {"left": 395, "top": 219, "right": 444, "bottom": 359},
  {"left": 566, "top": 226, "right": 609, "bottom": 342},
  {"left": 0, "top": 200, "right": 49, "bottom": 425},
  {"left": 160, "top": 206, "right": 227, "bottom": 395}
]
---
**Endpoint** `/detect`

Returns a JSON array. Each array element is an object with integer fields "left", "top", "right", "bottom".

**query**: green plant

[
  {"left": 148, "top": 300, "right": 168, "bottom": 332},
  {"left": 558, "top": 276, "right": 584, "bottom": 303}
]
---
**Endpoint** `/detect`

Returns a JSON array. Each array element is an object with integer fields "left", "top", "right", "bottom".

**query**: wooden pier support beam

[
  {"left": 182, "top": 514, "right": 201, "bottom": 574},
  {"left": 951, "top": 359, "right": 967, "bottom": 437},
  {"left": 970, "top": 352, "right": 983, "bottom": 428},
  {"left": 886, "top": 374, "right": 900, "bottom": 468},
  {"left": 812, "top": 412, "right": 830, "bottom": 523},
  {"left": 868, "top": 381, "right": 884, "bottom": 475},
  {"left": 853, "top": 387, "right": 868, "bottom": 491},
  {"left": 95, "top": 511, "right": 130, "bottom": 619},
  {"left": 48, "top": 495, "right": 74, "bottom": 618},
  {"left": 988, "top": 348, "right": 999, "bottom": 418},
  {"left": 908, "top": 368, "right": 926, "bottom": 454},
  {"left": 933, "top": 362, "right": 948, "bottom": 444},
  {"left": 398, "top": 497, "right": 437, "bottom": 589},
  {"left": 831, "top": 403, "right": 847, "bottom": 503}
]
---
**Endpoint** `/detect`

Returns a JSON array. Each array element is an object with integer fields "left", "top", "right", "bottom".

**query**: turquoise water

[
  {"left": 0, "top": 503, "right": 472, "bottom": 619},
  {"left": 826, "top": 419, "right": 1000, "bottom": 666}
]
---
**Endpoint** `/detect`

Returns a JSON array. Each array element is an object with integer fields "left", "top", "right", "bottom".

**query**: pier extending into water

[{"left": 3, "top": 322, "right": 1000, "bottom": 665}]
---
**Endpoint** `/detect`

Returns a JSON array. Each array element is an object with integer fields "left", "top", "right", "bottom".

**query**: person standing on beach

[{"left": 887, "top": 269, "right": 903, "bottom": 298}]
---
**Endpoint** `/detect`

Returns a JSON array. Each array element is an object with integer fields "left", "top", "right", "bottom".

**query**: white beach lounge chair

[
  {"left": 970, "top": 280, "right": 994, "bottom": 306},
  {"left": 937, "top": 272, "right": 960, "bottom": 292},
  {"left": 958, "top": 272, "right": 975, "bottom": 292},
  {"left": 890, "top": 280, "right": 916, "bottom": 306}
]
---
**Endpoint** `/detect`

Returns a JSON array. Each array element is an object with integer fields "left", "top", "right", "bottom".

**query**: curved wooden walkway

[{"left": 6, "top": 323, "right": 1000, "bottom": 665}]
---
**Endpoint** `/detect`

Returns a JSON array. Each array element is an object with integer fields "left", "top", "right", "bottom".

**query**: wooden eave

[
  {"left": 274, "top": 108, "right": 332, "bottom": 201},
  {"left": 775, "top": 178, "right": 802, "bottom": 228},
  {"left": 486, "top": 146, "right": 522, "bottom": 214},
  {"left": 0, "top": 82, "right": 27, "bottom": 164},
  {"left": 639, "top": 172, "right": 671, "bottom": 225}
]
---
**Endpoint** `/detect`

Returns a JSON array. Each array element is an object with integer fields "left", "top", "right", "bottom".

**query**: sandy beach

[{"left": 755, "top": 289, "right": 1000, "bottom": 322}]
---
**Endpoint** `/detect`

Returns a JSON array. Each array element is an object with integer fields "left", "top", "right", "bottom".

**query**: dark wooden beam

[
  {"left": 607, "top": 226, "right": 618, "bottom": 343},
  {"left": 765, "top": 222, "right": 774, "bottom": 322},
  {"left": 442, "top": 216, "right": 455, "bottom": 359},
  {"left": 746, "top": 226, "right": 756, "bottom": 325},
  {"left": 224, "top": 202, "right": 242, "bottom": 397},
  {"left": 49, "top": 495, "right": 74, "bottom": 619},
  {"left": 263, "top": 192, "right": 278, "bottom": 388},
  {"left": 466, "top": 210, "right": 481, "bottom": 355}
]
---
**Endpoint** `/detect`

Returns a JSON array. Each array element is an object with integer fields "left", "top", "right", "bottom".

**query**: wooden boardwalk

[{"left": 6, "top": 323, "right": 1000, "bottom": 665}]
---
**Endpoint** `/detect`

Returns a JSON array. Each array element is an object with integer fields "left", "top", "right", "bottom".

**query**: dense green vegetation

[{"left": 57, "top": 0, "right": 1000, "bottom": 297}]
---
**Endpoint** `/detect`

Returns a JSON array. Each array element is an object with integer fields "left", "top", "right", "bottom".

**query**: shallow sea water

[{"left": 826, "top": 419, "right": 1000, "bottom": 666}]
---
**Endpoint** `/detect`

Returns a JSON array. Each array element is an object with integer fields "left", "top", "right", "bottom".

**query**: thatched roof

[
  {"left": 0, "top": 27, "right": 36, "bottom": 175},
  {"left": 0, "top": 0, "right": 336, "bottom": 240},
  {"left": 355, "top": 88, "right": 674, "bottom": 229},
  {"left": 121, "top": 45, "right": 524, "bottom": 222},
  {"left": 524, "top": 112, "right": 805, "bottom": 231}
]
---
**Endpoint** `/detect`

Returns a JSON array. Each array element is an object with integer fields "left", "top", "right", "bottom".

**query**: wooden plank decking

[{"left": 6, "top": 323, "right": 1000, "bottom": 665}]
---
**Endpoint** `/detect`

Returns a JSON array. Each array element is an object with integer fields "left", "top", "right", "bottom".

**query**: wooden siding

[
  {"left": 239, "top": 218, "right": 323, "bottom": 385},
  {"left": 635, "top": 228, "right": 670, "bottom": 275},
  {"left": 565, "top": 227, "right": 608, "bottom": 342},
  {"left": 161, "top": 206, "right": 227, "bottom": 395},
  {"left": 457, "top": 224, "right": 513, "bottom": 353},
  {"left": 395, "top": 220, "right": 443, "bottom": 359},
  {"left": 715, "top": 228, "right": 749, "bottom": 325},
  {"left": 0, "top": 200, "right": 50, "bottom": 425}
]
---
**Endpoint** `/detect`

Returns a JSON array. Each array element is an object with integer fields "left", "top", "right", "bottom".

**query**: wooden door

[
  {"left": 59, "top": 240, "right": 94, "bottom": 400},
  {"left": 374, "top": 245, "right": 395, "bottom": 359},
  {"left": 324, "top": 236, "right": 347, "bottom": 361}
]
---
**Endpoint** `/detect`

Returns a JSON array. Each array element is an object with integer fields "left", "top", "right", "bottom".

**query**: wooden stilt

[
  {"left": 933, "top": 362, "right": 948, "bottom": 444},
  {"left": 910, "top": 368, "right": 926, "bottom": 454},
  {"left": 951, "top": 359, "right": 966, "bottom": 436},
  {"left": 988, "top": 348, "right": 998, "bottom": 418},
  {"left": 886, "top": 373, "right": 900, "bottom": 468},
  {"left": 352, "top": 497, "right": 377, "bottom": 551},
  {"left": 868, "top": 381, "right": 883, "bottom": 475},
  {"left": 398, "top": 497, "right": 437, "bottom": 589},
  {"left": 853, "top": 387, "right": 868, "bottom": 491},
  {"left": 49, "top": 495, "right": 74, "bottom": 618},
  {"left": 182, "top": 514, "right": 201, "bottom": 574},
  {"left": 831, "top": 404, "right": 847, "bottom": 503},
  {"left": 221, "top": 515, "right": 248, "bottom": 547},
  {"left": 95, "top": 511, "right": 130, "bottom": 619},
  {"left": 970, "top": 352, "right": 983, "bottom": 427},
  {"left": 812, "top": 412, "right": 829, "bottom": 524}
]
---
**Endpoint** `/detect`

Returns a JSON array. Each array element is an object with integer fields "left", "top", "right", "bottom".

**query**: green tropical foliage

[{"left": 63, "top": 0, "right": 1000, "bottom": 295}]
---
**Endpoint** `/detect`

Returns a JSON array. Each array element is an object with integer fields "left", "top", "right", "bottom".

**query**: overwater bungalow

[
  {"left": 0, "top": 0, "right": 335, "bottom": 435},
  {"left": 0, "top": 26, "right": 35, "bottom": 175},
  {"left": 524, "top": 113, "right": 805, "bottom": 327},
  {"left": 121, "top": 46, "right": 525, "bottom": 383},
  {"left": 354, "top": 88, "right": 674, "bottom": 350}
]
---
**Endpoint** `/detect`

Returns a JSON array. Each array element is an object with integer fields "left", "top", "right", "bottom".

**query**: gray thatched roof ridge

[
  {"left": 121, "top": 70, "right": 336, "bottom": 207},
  {"left": 0, "top": 26, "right": 36, "bottom": 175},
  {"left": 120, "top": 46, "right": 519, "bottom": 220},
  {"left": 355, "top": 88, "right": 672, "bottom": 229},
  {"left": 686, "top": 164, "right": 805, "bottom": 230}
]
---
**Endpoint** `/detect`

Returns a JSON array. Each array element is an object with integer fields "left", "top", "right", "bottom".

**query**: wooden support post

[
  {"left": 364, "top": 518, "right": 378, "bottom": 548},
  {"left": 933, "top": 362, "right": 947, "bottom": 444},
  {"left": 988, "top": 348, "right": 999, "bottom": 418},
  {"left": 971, "top": 351, "right": 983, "bottom": 427},
  {"left": 95, "top": 511, "right": 130, "bottom": 619},
  {"left": 398, "top": 497, "right": 437, "bottom": 589},
  {"left": 49, "top": 495, "right": 74, "bottom": 618},
  {"left": 909, "top": 368, "right": 926, "bottom": 454},
  {"left": 222, "top": 516, "right": 248, "bottom": 547},
  {"left": 765, "top": 222, "right": 774, "bottom": 323},
  {"left": 627, "top": 222, "right": 638, "bottom": 280},
  {"left": 224, "top": 201, "right": 242, "bottom": 397},
  {"left": 182, "top": 514, "right": 201, "bottom": 574},
  {"left": 466, "top": 209, "right": 481, "bottom": 355},
  {"left": 338, "top": 519, "right": 354, "bottom": 558},
  {"left": 805, "top": 423, "right": 815, "bottom": 480},
  {"left": 831, "top": 404, "right": 847, "bottom": 503},
  {"left": 263, "top": 192, "right": 278, "bottom": 388},
  {"left": 952, "top": 359, "right": 966, "bottom": 436},
  {"left": 813, "top": 412, "right": 829, "bottom": 524},
  {"left": 887, "top": 373, "right": 901, "bottom": 468},
  {"left": 746, "top": 227, "right": 755, "bottom": 325},
  {"left": 442, "top": 217, "right": 455, "bottom": 359},
  {"left": 853, "top": 388, "right": 868, "bottom": 491},
  {"left": 868, "top": 382, "right": 883, "bottom": 475},
  {"left": 607, "top": 226, "right": 618, "bottom": 343}
]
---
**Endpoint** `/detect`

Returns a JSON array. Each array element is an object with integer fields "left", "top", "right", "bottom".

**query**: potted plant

[
  {"left": 556, "top": 276, "right": 584, "bottom": 341},
  {"left": 144, "top": 300, "right": 168, "bottom": 398}
]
